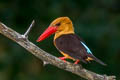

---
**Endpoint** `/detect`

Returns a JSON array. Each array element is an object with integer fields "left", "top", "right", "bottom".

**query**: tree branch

[{"left": 0, "top": 22, "right": 116, "bottom": 80}]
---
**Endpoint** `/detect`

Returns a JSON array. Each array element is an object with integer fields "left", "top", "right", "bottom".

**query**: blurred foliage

[{"left": 0, "top": 0, "right": 120, "bottom": 80}]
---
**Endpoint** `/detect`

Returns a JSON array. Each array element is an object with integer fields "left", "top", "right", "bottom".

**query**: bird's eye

[{"left": 55, "top": 22, "right": 61, "bottom": 26}]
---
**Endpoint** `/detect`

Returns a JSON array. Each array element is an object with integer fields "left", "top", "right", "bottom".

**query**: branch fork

[
  {"left": 0, "top": 20, "right": 116, "bottom": 80},
  {"left": 21, "top": 20, "right": 35, "bottom": 39}
]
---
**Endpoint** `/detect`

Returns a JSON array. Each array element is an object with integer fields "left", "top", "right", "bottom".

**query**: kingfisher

[{"left": 37, "top": 17, "right": 106, "bottom": 65}]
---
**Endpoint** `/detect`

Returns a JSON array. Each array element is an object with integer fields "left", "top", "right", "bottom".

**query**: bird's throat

[
  {"left": 54, "top": 30, "right": 74, "bottom": 40},
  {"left": 54, "top": 23, "right": 75, "bottom": 40}
]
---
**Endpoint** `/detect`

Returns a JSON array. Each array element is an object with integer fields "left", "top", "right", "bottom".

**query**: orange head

[{"left": 37, "top": 17, "right": 74, "bottom": 42}]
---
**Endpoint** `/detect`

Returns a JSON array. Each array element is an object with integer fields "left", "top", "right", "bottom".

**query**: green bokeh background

[{"left": 0, "top": 0, "right": 120, "bottom": 80}]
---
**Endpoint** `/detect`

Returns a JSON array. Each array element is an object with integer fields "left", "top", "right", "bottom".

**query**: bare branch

[
  {"left": 0, "top": 22, "right": 116, "bottom": 80},
  {"left": 23, "top": 20, "right": 35, "bottom": 38}
]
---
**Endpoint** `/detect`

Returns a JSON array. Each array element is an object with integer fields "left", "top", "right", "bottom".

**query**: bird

[{"left": 36, "top": 17, "right": 106, "bottom": 66}]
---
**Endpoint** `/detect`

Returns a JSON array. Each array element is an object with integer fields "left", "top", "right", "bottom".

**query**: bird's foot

[
  {"left": 59, "top": 57, "right": 67, "bottom": 62},
  {"left": 74, "top": 60, "right": 80, "bottom": 64}
]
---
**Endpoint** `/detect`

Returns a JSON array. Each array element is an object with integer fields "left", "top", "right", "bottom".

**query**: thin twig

[
  {"left": 0, "top": 22, "right": 116, "bottom": 80},
  {"left": 23, "top": 20, "right": 35, "bottom": 38}
]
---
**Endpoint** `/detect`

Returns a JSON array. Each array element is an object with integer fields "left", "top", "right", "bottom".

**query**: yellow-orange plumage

[{"left": 52, "top": 17, "right": 76, "bottom": 61}]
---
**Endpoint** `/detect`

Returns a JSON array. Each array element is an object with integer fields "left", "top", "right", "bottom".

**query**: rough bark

[{"left": 0, "top": 22, "right": 116, "bottom": 80}]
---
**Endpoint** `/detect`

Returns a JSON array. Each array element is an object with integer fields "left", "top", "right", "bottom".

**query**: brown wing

[{"left": 55, "top": 34, "right": 88, "bottom": 63}]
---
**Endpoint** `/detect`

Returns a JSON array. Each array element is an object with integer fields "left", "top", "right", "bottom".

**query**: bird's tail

[{"left": 88, "top": 54, "right": 107, "bottom": 66}]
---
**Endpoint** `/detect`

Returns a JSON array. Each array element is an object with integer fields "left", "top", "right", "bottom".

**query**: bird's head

[{"left": 37, "top": 17, "right": 74, "bottom": 42}]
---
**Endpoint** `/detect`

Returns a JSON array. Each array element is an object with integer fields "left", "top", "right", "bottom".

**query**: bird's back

[{"left": 54, "top": 34, "right": 89, "bottom": 63}]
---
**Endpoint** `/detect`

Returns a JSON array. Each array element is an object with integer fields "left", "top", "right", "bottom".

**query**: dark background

[{"left": 0, "top": 0, "right": 120, "bottom": 80}]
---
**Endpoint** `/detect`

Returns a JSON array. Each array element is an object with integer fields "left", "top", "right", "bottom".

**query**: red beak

[{"left": 37, "top": 26, "right": 57, "bottom": 42}]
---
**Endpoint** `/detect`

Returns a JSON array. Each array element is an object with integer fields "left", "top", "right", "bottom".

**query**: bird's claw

[
  {"left": 74, "top": 60, "right": 80, "bottom": 64},
  {"left": 59, "top": 57, "right": 67, "bottom": 62}
]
